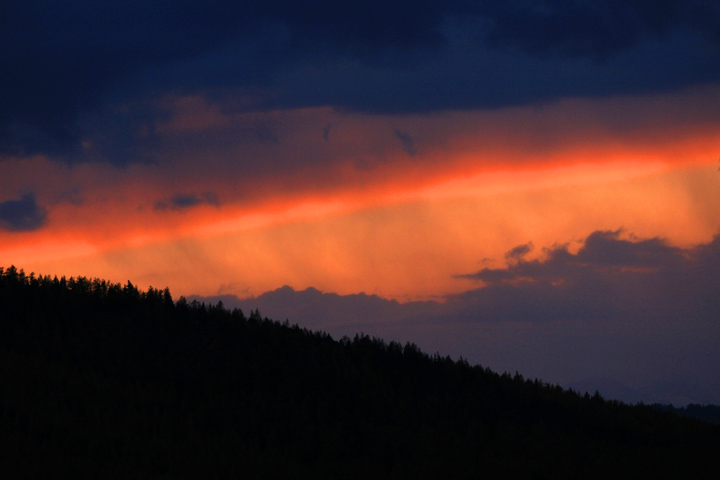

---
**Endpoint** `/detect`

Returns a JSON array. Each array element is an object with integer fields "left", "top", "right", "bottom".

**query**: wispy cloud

[
  {"left": 154, "top": 192, "right": 220, "bottom": 211},
  {"left": 393, "top": 129, "right": 418, "bottom": 156}
]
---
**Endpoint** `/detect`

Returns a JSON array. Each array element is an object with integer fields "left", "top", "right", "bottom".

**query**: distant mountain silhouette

[
  {"left": 2, "top": 266, "right": 719, "bottom": 479},
  {"left": 565, "top": 377, "right": 647, "bottom": 405},
  {"left": 566, "top": 377, "right": 720, "bottom": 407}
]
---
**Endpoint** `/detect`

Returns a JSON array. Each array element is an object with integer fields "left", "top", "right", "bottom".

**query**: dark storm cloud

[
  {"left": 478, "top": 0, "right": 720, "bottom": 58},
  {"left": 2, "top": 1, "right": 719, "bottom": 162},
  {"left": 459, "top": 229, "right": 687, "bottom": 284},
  {"left": 154, "top": 192, "right": 220, "bottom": 211},
  {"left": 574, "top": 229, "right": 685, "bottom": 268},
  {"left": 453, "top": 229, "right": 719, "bottom": 323},
  {"left": 0, "top": 194, "right": 48, "bottom": 232}
]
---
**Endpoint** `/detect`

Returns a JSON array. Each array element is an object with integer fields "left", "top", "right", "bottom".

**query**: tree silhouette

[{"left": 0, "top": 265, "right": 718, "bottom": 479}]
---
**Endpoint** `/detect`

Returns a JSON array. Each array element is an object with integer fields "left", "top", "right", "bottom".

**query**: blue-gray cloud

[
  {"left": 191, "top": 285, "right": 440, "bottom": 336},
  {"left": 393, "top": 129, "right": 418, "bottom": 156},
  {"left": 2, "top": 1, "right": 719, "bottom": 163},
  {"left": 0, "top": 194, "right": 48, "bottom": 231},
  {"left": 505, "top": 242, "right": 533, "bottom": 262},
  {"left": 452, "top": 229, "right": 717, "bottom": 323},
  {"left": 154, "top": 192, "right": 220, "bottom": 211}
]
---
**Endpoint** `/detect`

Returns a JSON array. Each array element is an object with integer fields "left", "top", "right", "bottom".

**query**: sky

[{"left": 2, "top": 1, "right": 720, "bottom": 404}]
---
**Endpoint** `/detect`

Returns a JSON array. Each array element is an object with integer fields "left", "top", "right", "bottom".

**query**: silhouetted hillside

[{"left": 1, "top": 266, "right": 718, "bottom": 479}]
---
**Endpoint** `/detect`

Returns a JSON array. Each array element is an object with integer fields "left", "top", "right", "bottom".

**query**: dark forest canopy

[{"left": 1, "top": 265, "right": 718, "bottom": 479}]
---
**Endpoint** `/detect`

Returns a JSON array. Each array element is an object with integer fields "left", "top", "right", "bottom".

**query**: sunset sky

[{"left": 2, "top": 1, "right": 720, "bottom": 404}]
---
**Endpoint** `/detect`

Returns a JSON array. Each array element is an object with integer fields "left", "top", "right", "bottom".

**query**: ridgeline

[{"left": 1, "top": 266, "right": 718, "bottom": 478}]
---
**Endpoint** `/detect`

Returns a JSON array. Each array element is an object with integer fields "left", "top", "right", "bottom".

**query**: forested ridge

[{"left": 1, "top": 266, "right": 718, "bottom": 479}]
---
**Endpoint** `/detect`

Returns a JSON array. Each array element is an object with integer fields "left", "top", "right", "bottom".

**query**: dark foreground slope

[{"left": 1, "top": 266, "right": 718, "bottom": 479}]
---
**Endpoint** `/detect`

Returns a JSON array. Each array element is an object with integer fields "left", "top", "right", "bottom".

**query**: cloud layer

[
  {"left": 452, "top": 229, "right": 719, "bottom": 322},
  {"left": 3, "top": 1, "right": 719, "bottom": 162}
]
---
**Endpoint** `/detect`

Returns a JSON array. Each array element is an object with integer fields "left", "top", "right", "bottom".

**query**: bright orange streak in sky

[
  {"left": 1, "top": 86, "right": 719, "bottom": 299},
  {"left": 6, "top": 162, "right": 718, "bottom": 301}
]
